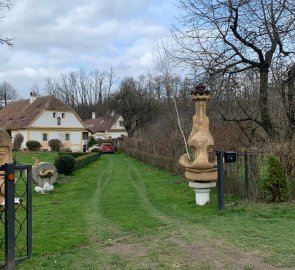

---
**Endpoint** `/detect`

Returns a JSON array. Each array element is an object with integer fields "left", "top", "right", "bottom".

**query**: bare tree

[
  {"left": 111, "top": 77, "right": 158, "bottom": 137},
  {"left": 280, "top": 62, "right": 295, "bottom": 139},
  {"left": 0, "top": 81, "right": 18, "bottom": 106},
  {"left": 0, "top": 1, "right": 13, "bottom": 47},
  {"left": 170, "top": 0, "right": 295, "bottom": 139}
]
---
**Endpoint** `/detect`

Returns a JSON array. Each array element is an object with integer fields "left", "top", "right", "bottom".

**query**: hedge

[
  {"left": 74, "top": 152, "right": 101, "bottom": 170},
  {"left": 58, "top": 152, "right": 89, "bottom": 158},
  {"left": 54, "top": 152, "right": 101, "bottom": 174},
  {"left": 123, "top": 148, "right": 184, "bottom": 175}
]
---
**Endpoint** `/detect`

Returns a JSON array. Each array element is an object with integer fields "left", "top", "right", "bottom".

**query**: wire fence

[{"left": 124, "top": 148, "right": 280, "bottom": 202}]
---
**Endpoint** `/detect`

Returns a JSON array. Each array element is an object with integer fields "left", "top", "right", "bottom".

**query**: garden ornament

[
  {"left": 32, "top": 157, "right": 57, "bottom": 194},
  {"left": 179, "top": 84, "right": 217, "bottom": 205},
  {"left": 0, "top": 129, "right": 12, "bottom": 204}
]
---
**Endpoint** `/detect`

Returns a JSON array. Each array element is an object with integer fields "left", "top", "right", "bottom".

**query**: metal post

[
  {"left": 244, "top": 150, "right": 249, "bottom": 201},
  {"left": 4, "top": 163, "right": 15, "bottom": 270},
  {"left": 26, "top": 166, "right": 32, "bottom": 259},
  {"left": 216, "top": 150, "right": 224, "bottom": 212}
]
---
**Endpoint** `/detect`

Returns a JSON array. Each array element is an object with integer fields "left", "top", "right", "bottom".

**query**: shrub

[
  {"left": 13, "top": 133, "right": 24, "bottom": 151},
  {"left": 26, "top": 140, "right": 41, "bottom": 151},
  {"left": 75, "top": 152, "right": 100, "bottom": 170},
  {"left": 88, "top": 136, "right": 96, "bottom": 147},
  {"left": 263, "top": 156, "right": 290, "bottom": 202},
  {"left": 90, "top": 148, "right": 101, "bottom": 153},
  {"left": 48, "top": 139, "right": 62, "bottom": 152},
  {"left": 54, "top": 154, "right": 75, "bottom": 175},
  {"left": 58, "top": 152, "right": 88, "bottom": 158}
]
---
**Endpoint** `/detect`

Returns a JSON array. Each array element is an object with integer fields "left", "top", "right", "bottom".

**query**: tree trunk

[{"left": 259, "top": 67, "right": 276, "bottom": 138}]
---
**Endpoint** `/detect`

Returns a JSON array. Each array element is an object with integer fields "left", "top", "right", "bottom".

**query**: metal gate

[{"left": 0, "top": 163, "right": 32, "bottom": 269}]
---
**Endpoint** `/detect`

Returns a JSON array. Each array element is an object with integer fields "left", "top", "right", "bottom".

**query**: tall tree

[
  {"left": 170, "top": 0, "right": 295, "bottom": 139},
  {"left": 0, "top": 81, "right": 17, "bottom": 107},
  {"left": 111, "top": 77, "right": 158, "bottom": 137}
]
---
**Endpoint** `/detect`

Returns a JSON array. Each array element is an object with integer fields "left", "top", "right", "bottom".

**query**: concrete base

[{"left": 189, "top": 181, "right": 216, "bottom": 206}]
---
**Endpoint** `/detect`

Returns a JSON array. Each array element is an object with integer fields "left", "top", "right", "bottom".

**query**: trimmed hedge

[
  {"left": 54, "top": 152, "right": 101, "bottom": 174},
  {"left": 123, "top": 148, "right": 184, "bottom": 175},
  {"left": 75, "top": 152, "right": 101, "bottom": 170},
  {"left": 26, "top": 140, "right": 41, "bottom": 151},
  {"left": 58, "top": 152, "right": 88, "bottom": 158}
]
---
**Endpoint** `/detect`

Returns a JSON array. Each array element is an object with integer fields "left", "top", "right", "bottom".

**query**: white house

[
  {"left": 84, "top": 113, "right": 128, "bottom": 140},
  {"left": 0, "top": 93, "right": 89, "bottom": 152}
]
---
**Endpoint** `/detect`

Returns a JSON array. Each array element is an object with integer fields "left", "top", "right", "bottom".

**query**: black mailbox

[{"left": 224, "top": 151, "right": 237, "bottom": 163}]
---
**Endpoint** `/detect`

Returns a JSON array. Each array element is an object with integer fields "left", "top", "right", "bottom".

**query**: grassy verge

[{"left": 15, "top": 153, "right": 295, "bottom": 270}]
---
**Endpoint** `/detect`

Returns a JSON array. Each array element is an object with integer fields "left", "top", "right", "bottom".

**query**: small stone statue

[{"left": 32, "top": 158, "right": 57, "bottom": 194}]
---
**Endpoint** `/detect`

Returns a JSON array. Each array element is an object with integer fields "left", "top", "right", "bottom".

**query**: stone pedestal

[{"left": 189, "top": 181, "right": 216, "bottom": 206}]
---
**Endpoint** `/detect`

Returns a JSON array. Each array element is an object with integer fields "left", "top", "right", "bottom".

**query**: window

[
  {"left": 65, "top": 133, "right": 70, "bottom": 141},
  {"left": 62, "top": 113, "right": 65, "bottom": 118},
  {"left": 42, "top": 133, "right": 48, "bottom": 141},
  {"left": 82, "top": 132, "right": 88, "bottom": 140},
  {"left": 57, "top": 117, "right": 61, "bottom": 125},
  {"left": 53, "top": 112, "right": 56, "bottom": 118},
  {"left": 119, "top": 121, "right": 124, "bottom": 127}
]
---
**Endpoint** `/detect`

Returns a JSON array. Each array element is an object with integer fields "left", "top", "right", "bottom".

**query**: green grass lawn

[
  {"left": 13, "top": 151, "right": 58, "bottom": 165},
  {"left": 10, "top": 152, "right": 295, "bottom": 270}
]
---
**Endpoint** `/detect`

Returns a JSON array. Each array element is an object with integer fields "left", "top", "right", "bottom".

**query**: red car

[{"left": 98, "top": 143, "right": 114, "bottom": 154}]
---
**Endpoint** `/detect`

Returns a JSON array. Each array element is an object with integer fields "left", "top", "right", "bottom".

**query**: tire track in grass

[
  {"left": 98, "top": 154, "right": 162, "bottom": 233},
  {"left": 84, "top": 155, "right": 120, "bottom": 243},
  {"left": 124, "top": 155, "right": 180, "bottom": 227}
]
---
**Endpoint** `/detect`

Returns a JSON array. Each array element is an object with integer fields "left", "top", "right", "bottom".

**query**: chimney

[
  {"left": 92, "top": 112, "right": 96, "bottom": 119},
  {"left": 30, "top": 91, "right": 38, "bottom": 104}
]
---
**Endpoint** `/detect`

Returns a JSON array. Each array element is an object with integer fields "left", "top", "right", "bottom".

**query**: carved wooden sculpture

[
  {"left": 179, "top": 84, "right": 217, "bottom": 182},
  {"left": 0, "top": 129, "right": 12, "bottom": 204}
]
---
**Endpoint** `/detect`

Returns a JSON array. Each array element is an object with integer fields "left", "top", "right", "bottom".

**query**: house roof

[
  {"left": 84, "top": 116, "right": 119, "bottom": 134},
  {"left": 0, "top": 95, "right": 73, "bottom": 130}
]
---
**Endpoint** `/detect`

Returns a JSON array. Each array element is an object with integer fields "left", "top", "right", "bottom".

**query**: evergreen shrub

[
  {"left": 13, "top": 133, "right": 24, "bottom": 151},
  {"left": 54, "top": 154, "right": 75, "bottom": 175},
  {"left": 263, "top": 156, "right": 290, "bottom": 202},
  {"left": 48, "top": 139, "right": 62, "bottom": 151},
  {"left": 26, "top": 140, "right": 41, "bottom": 151}
]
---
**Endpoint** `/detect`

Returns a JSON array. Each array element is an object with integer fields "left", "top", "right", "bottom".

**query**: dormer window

[
  {"left": 57, "top": 117, "right": 61, "bottom": 125},
  {"left": 62, "top": 113, "right": 65, "bottom": 118},
  {"left": 119, "top": 121, "right": 124, "bottom": 127},
  {"left": 53, "top": 113, "right": 56, "bottom": 118}
]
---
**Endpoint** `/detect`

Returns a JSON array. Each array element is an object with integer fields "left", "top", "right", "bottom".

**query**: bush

[
  {"left": 88, "top": 136, "right": 96, "bottom": 147},
  {"left": 58, "top": 152, "right": 88, "bottom": 158},
  {"left": 13, "top": 133, "right": 24, "bottom": 151},
  {"left": 26, "top": 140, "right": 41, "bottom": 151},
  {"left": 90, "top": 148, "right": 101, "bottom": 153},
  {"left": 48, "top": 139, "right": 62, "bottom": 151},
  {"left": 54, "top": 154, "right": 75, "bottom": 175},
  {"left": 263, "top": 156, "right": 290, "bottom": 202},
  {"left": 75, "top": 152, "right": 100, "bottom": 170}
]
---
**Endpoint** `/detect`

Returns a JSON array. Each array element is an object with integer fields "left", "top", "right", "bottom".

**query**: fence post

[
  {"left": 216, "top": 150, "right": 224, "bottom": 212},
  {"left": 244, "top": 150, "right": 249, "bottom": 202},
  {"left": 4, "top": 163, "right": 15, "bottom": 270},
  {"left": 26, "top": 166, "right": 32, "bottom": 259}
]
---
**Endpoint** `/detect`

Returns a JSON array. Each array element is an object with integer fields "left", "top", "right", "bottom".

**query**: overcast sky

[{"left": 0, "top": 0, "right": 178, "bottom": 98}]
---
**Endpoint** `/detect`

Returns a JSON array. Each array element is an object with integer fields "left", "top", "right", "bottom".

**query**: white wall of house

[
  {"left": 111, "top": 116, "right": 125, "bottom": 129},
  {"left": 31, "top": 111, "right": 85, "bottom": 128},
  {"left": 12, "top": 129, "right": 85, "bottom": 152},
  {"left": 106, "top": 116, "right": 128, "bottom": 138}
]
